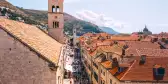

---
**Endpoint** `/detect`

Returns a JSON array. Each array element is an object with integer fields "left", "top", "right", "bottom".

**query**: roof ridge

[
  {"left": 136, "top": 49, "right": 141, "bottom": 56},
  {"left": 120, "top": 60, "right": 137, "bottom": 80}
]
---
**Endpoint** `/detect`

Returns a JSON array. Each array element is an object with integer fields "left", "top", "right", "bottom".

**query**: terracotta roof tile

[
  {"left": 0, "top": 18, "right": 63, "bottom": 65},
  {"left": 98, "top": 45, "right": 123, "bottom": 55},
  {"left": 96, "top": 39, "right": 113, "bottom": 46},
  {"left": 89, "top": 45, "right": 123, "bottom": 57},
  {"left": 101, "top": 60, "right": 112, "bottom": 69},
  {"left": 137, "top": 48, "right": 168, "bottom": 57},
  {"left": 125, "top": 41, "right": 161, "bottom": 56},
  {"left": 120, "top": 58, "right": 168, "bottom": 81},
  {"left": 109, "top": 67, "right": 129, "bottom": 80},
  {"left": 111, "top": 36, "right": 139, "bottom": 41},
  {"left": 125, "top": 41, "right": 160, "bottom": 49},
  {"left": 116, "top": 68, "right": 128, "bottom": 79},
  {"left": 109, "top": 67, "right": 118, "bottom": 75},
  {"left": 153, "top": 33, "right": 168, "bottom": 38}
]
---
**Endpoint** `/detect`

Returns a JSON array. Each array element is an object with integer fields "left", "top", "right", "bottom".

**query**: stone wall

[{"left": 0, "top": 28, "right": 56, "bottom": 84}]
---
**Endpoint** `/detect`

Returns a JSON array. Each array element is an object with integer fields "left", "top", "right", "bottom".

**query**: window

[
  {"left": 53, "top": 21, "right": 59, "bottom": 28},
  {"left": 55, "top": 22, "right": 57, "bottom": 28},
  {"left": 103, "top": 71, "right": 105, "bottom": 76},
  {"left": 139, "top": 55, "right": 146, "bottom": 65},
  {"left": 56, "top": 22, "right": 59, "bottom": 28},
  {"left": 88, "top": 64, "right": 91, "bottom": 71},
  {"left": 52, "top": 6, "right": 55, "bottom": 12},
  {"left": 93, "top": 62, "right": 98, "bottom": 69},
  {"left": 110, "top": 79, "right": 112, "bottom": 84},
  {"left": 53, "top": 22, "right": 54, "bottom": 28},
  {"left": 56, "top": 6, "right": 60, "bottom": 12},
  {"left": 94, "top": 72, "right": 98, "bottom": 82}
]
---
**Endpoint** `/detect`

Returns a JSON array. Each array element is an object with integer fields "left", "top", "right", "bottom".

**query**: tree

[{"left": 1, "top": 8, "right": 7, "bottom": 16}]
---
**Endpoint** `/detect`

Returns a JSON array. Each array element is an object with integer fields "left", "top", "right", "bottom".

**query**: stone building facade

[
  {"left": 48, "top": 0, "right": 64, "bottom": 44},
  {"left": 0, "top": 28, "right": 57, "bottom": 84},
  {"left": 0, "top": 18, "right": 65, "bottom": 84}
]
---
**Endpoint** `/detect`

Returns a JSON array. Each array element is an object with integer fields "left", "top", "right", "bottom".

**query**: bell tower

[{"left": 48, "top": 0, "right": 64, "bottom": 43}]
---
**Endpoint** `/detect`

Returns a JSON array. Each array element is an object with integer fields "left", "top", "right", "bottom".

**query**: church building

[{"left": 0, "top": 0, "right": 65, "bottom": 84}]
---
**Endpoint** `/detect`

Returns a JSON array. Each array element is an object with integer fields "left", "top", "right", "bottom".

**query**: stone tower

[
  {"left": 48, "top": 0, "right": 64, "bottom": 43},
  {"left": 73, "top": 27, "right": 76, "bottom": 46}
]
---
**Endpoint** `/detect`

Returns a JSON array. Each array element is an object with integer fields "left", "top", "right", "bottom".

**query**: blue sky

[{"left": 8, "top": 0, "right": 168, "bottom": 33}]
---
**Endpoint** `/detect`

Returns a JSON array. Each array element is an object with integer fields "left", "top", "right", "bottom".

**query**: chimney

[
  {"left": 153, "top": 65, "right": 165, "bottom": 81},
  {"left": 122, "top": 45, "right": 128, "bottom": 56},
  {"left": 112, "top": 58, "right": 119, "bottom": 69},
  {"left": 122, "top": 49, "right": 125, "bottom": 56},
  {"left": 151, "top": 38, "right": 158, "bottom": 43},
  {"left": 139, "top": 55, "right": 146, "bottom": 65}
]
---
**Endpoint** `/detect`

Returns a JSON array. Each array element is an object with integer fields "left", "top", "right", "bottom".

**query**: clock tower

[{"left": 48, "top": 0, "right": 64, "bottom": 43}]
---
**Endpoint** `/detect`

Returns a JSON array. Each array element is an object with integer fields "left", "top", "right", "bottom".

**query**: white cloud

[
  {"left": 75, "top": 10, "right": 168, "bottom": 33},
  {"left": 75, "top": 10, "right": 130, "bottom": 33},
  {"left": 64, "top": 0, "right": 81, "bottom": 3}
]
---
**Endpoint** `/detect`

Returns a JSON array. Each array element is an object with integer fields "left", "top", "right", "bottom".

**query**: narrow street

[{"left": 63, "top": 39, "right": 89, "bottom": 84}]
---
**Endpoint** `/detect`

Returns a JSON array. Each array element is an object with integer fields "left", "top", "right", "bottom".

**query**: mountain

[
  {"left": 0, "top": 0, "right": 103, "bottom": 36},
  {"left": 0, "top": 0, "right": 26, "bottom": 15},
  {"left": 99, "top": 27, "right": 119, "bottom": 34},
  {"left": 76, "top": 10, "right": 120, "bottom": 34},
  {"left": 18, "top": 9, "right": 102, "bottom": 36}
]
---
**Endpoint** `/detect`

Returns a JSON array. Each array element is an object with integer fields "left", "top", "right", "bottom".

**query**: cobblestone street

[{"left": 63, "top": 40, "right": 90, "bottom": 84}]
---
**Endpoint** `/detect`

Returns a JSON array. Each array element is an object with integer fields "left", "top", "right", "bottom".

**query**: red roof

[
  {"left": 137, "top": 48, "right": 168, "bottom": 57},
  {"left": 125, "top": 41, "right": 161, "bottom": 56},
  {"left": 126, "top": 41, "right": 160, "bottom": 49},
  {"left": 101, "top": 60, "right": 112, "bottom": 69},
  {"left": 111, "top": 36, "right": 139, "bottom": 41},
  {"left": 120, "top": 58, "right": 168, "bottom": 81}
]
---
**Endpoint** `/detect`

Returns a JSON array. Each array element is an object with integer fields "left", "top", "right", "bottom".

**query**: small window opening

[
  {"left": 56, "top": 6, "right": 60, "bottom": 12},
  {"left": 139, "top": 55, "right": 146, "bottom": 65},
  {"left": 53, "top": 21, "right": 59, "bottom": 28},
  {"left": 55, "top": 22, "right": 57, "bottom": 28},
  {"left": 52, "top": 6, "right": 56, "bottom": 12},
  {"left": 53, "top": 22, "right": 55, "bottom": 28},
  {"left": 57, "top": 22, "right": 59, "bottom": 27}
]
